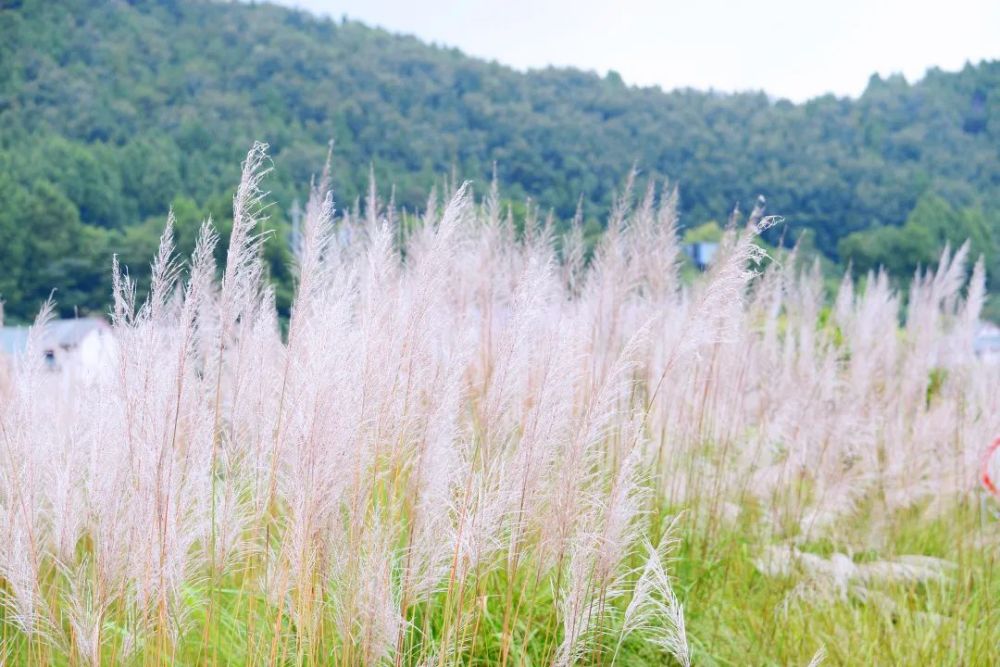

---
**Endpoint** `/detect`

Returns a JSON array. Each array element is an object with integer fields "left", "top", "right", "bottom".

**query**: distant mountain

[{"left": 0, "top": 0, "right": 997, "bottom": 319}]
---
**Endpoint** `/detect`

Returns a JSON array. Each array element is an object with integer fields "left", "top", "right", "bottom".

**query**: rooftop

[{"left": 0, "top": 318, "right": 111, "bottom": 356}]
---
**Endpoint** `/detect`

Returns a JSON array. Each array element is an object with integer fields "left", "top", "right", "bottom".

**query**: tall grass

[{"left": 0, "top": 144, "right": 997, "bottom": 665}]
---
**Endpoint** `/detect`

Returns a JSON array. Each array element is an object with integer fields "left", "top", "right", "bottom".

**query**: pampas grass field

[{"left": 1, "top": 143, "right": 998, "bottom": 665}]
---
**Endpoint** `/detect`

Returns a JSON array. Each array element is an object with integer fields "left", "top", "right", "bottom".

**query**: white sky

[{"left": 269, "top": 0, "right": 999, "bottom": 102}]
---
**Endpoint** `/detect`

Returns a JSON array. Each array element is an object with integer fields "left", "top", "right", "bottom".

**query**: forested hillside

[{"left": 1, "top": 0, "right": 998, "bottom": 320}]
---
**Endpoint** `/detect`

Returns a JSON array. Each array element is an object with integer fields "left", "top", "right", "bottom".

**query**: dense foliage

[{"left": 0, "top": 0, "right": 998, "bottom": 320}]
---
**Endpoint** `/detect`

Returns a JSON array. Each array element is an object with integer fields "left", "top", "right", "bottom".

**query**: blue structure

[{"left": 683, "top": 242, "right": 719, "bottom": 270}]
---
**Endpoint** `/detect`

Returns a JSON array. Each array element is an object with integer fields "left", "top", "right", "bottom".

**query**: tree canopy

[{"left": 0, "top": 0, "right": 997, "bottom": 320}]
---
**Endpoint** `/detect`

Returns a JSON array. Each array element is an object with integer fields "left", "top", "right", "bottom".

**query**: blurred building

[
  {"left": 0, "top": 317, "right": 114, "bottom": 372},
  {"left": 975, "top": 322, "right": 1000, "bottom": 361},
  {"left": 683, "top": 241, "right": 719, "bottom": 270}
]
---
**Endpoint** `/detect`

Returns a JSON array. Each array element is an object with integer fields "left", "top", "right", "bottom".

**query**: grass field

[{"left": 1, "top": 144, "right": 997, "bottom": 665}]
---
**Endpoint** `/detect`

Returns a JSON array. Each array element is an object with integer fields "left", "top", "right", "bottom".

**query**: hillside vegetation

[{"left": 0, "top": 0, "right": 998, "bottom": 320}]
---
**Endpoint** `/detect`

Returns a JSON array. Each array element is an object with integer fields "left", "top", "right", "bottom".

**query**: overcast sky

[{"left": 269, "top": 0, "right": 999, "bottom": 102}]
